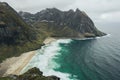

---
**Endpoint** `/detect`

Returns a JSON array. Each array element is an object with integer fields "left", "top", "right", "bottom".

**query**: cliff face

[{"left": 19, "top": 8, "right": 106, "bottom": 37}]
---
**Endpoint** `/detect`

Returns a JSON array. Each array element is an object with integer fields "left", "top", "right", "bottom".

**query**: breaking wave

[{"left": 21, "top": 39, "right": 77, "bottom": 80}]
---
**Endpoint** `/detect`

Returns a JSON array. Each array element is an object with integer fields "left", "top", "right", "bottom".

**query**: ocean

[{"left": 21, "top": 24, "right": 120, "bottom": 80}]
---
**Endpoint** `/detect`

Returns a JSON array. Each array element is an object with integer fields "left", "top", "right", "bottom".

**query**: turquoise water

[{"left": 21, "top": 25, "right": 120, "bottom": 80}]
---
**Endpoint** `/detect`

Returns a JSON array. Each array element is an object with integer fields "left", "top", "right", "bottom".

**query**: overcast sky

[{"left": 1, "top": 0, "right": 120, "bottom": 25}]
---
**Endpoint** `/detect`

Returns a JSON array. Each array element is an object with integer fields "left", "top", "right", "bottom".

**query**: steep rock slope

[
  {"left": 0, "top": 2, "right": 35, "bottom": 44},
  {"left": 0, "top": 2, "right": 44, "bottom": 62}
]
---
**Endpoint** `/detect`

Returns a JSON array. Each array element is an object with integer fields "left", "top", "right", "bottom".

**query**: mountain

[
  {"left": 19, "top": 8, "right": 106, "bottom": 38},
  {"left": 0, "top": 2, "right": 44, "bottom": 63}
]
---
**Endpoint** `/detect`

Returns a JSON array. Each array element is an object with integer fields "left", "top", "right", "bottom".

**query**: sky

[{"left": 1, "top": 0, "right": 120, "bottom": 25}]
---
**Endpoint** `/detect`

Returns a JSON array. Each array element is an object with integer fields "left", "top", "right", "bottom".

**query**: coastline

[
  {"left": 0, "top": 37, "right": 57, "bottom": 77},
  {"left": 0, "top": 51, "right": 36, "bottom": 76},
  {"left": 18, "top": 38, "right": 73, "bottom": 80},
  {"left": 0, "top": 36, "right": 108, "bottom": 77},
  {"left": 0, "top": 36, "right": 108, "bottom": 79}
]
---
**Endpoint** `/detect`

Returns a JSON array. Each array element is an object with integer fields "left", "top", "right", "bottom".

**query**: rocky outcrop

[
  {"left": 19, "top": 8, "right": 106, "bottom": 37},
  {"left": 0, "top": 67, "right": 60, "bottom": 80}
]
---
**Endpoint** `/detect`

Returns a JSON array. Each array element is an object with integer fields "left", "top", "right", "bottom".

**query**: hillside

[{"left": 0, "top": 2, "right": 45, "bottom": 63}]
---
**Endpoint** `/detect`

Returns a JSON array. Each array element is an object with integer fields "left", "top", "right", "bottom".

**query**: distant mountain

[{"left": 19, "top": 8, "right": 106, "bottom": 38}]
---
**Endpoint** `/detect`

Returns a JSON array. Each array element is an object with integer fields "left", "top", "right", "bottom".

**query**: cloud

[
  {"left": 58, "top": 0, "right": 119, "bottom": 13},
  {"left": 99, "top": 11, "right": 120, "bottom": 22},
  {"left": 0, "top": 0, "right": 120, "bottom": 23},
  {"left": 1, "top": 0, "right": 76, "bottom": 13},
  {"left": 2, "top": 0, "right": 119, "bottom": 13}
]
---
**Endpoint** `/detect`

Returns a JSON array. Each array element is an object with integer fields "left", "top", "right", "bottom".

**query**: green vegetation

[
  {"left": 0, "top": 77, "right": 13, "bottom": 80},
  {"left": 0, "top": 2, "right": 45, "bottom": 63},
  {"left": 34, "top": 22, "right": 81, "bottom": 38}
]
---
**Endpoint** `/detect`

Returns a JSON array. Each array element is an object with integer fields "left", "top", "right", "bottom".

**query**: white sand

[
  {"left": 43, "top": 37, "right": 57, "bottom": 44},
  {"left": 0, "top": 51, "right": 36, "bottom": 76}
]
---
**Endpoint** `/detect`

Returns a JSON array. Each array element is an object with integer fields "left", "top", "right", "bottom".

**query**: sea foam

[
  {"left": 74, "top": 34, "right": 111, "bottom": 40},
  {"left": 21, "top": 39, "right": 77, "bottom": 80},
  {"left": 20, "top": 36, "right": 110, "bottom": 80}
]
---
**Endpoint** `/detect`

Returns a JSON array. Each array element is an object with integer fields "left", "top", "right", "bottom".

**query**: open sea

[{"left": 21, "top": 24, "right": 120, "bottom": 80}]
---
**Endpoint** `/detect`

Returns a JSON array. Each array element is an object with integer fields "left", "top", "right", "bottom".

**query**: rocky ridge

[{"left": 19, "top": 8, "right": 106, "bottom": 37}]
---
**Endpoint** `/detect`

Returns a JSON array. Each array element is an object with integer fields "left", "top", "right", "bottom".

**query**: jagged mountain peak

[
  {"left": 46, "top": 8, "right": 61, "bottom": 12},
  {"left": 19, "top": 8, "right": 106, "bottom": 37},
  {"left": 67, "top": 9, "right": 74, "bottom": 13},
  {"left": 76, "top": 8, "right": 81, "bottom": 12},
  {"left": 36, "top": 8, "right": 61, "bottom": 15}
]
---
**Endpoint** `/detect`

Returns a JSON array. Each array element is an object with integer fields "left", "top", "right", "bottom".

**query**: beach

[
  {"left": 0, "top": 37, "right": 56, "bottom": 77},
  {"left": 43, "top": 37, "right": 57, "bottom": 44},
  {"left": 0, "top": 51, "right": 36, "bottom": 76}
]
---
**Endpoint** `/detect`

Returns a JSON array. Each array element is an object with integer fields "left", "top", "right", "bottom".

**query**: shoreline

[
  {"left": 43, "top": 37, "right": 57, "bottom": 44},
  {"left": 0, "top": 51, "right": 36, "bottom": 76},
  {"left": 0, "top": 37, "right": 57, "bottom": 77},
  {"left": 0, "top": 36, "right": 106, "bottom": 77}
]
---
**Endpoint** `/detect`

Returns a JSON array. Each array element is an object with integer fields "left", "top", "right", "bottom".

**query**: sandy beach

[
  {"left": 0, "top": 37, "right": 57, "bottom": 77},
  {"left": 0, "top": 51, "right": 36, "bottom": 76},
  {"left": 43, "top": 37, "right": 57, "bottom": 44}
]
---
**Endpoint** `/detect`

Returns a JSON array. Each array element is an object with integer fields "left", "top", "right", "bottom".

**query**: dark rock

[
  {"left": 8, "top": 74, "right": 18, "bottom": 80},
  {"left": 23, "top": 67, "right": 43, "bottom": 75},
  {"left": 4, "top": 67, "right": 60, "bottom": 80},
  {"left": 47, "top": 75, "right": 60, "bottom": 80}
]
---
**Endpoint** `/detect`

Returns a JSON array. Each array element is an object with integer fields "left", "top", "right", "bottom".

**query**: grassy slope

[
  {"left": 34, "top": 22, "right": 82, "bottom": 38},
  {"left": 0, "top": 3, "right": 45, "bottom": 63}
]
